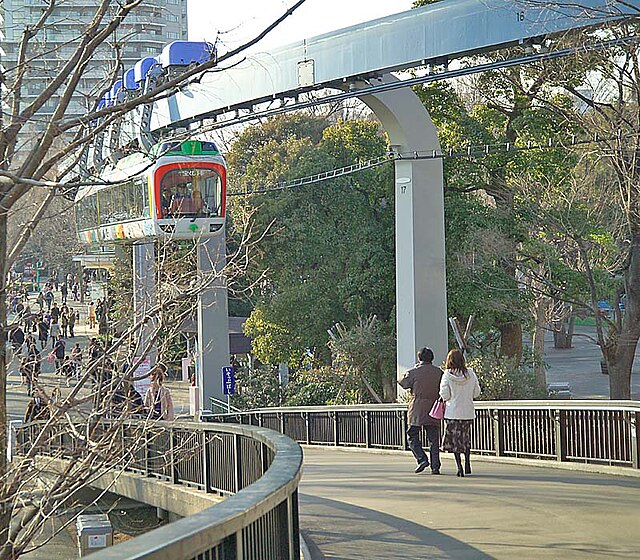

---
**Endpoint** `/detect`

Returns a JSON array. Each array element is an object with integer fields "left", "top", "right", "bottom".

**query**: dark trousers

[{"left": 407, "top": 424, "right": 441, "bottom": 471}]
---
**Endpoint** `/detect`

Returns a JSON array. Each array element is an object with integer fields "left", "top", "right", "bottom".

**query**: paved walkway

[
  {"left": 544, "top": 327, "right": 640, "bottom": 399},
  {"left": 299, "top": 447, "right": 640, "bottom": 559}
]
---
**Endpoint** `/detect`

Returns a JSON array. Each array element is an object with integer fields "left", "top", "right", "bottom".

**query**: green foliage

[
  {"left": 468, "top": 351, "right": 546, "bottom": 400},
  {"left": 243, "top": 307, "right": 305, "bottom": 367},
  {"left": 285, "top": 367, "right": 359, "bottom": 406},
  {"left": 328, "top": 316, "right": 396, "bottom": 402},
  {"left": 231, "top": 363, "right": 284, "bottom": 410},
  {"left": 230, "top": 114, "right": 395, "bottom": 367}
]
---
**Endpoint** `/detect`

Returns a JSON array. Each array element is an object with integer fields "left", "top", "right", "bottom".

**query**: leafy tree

[{"left": 229, "top": 115, "right": 395, "bottom": 370}]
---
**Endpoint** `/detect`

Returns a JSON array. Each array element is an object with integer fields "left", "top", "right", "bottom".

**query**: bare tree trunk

[
  {"left": 0, "top": 210, "right": 12, "bottom": 558},
  {"left": 532, "top": 296, "right": 549, "bottom": 391},
  {"left": 553, "top": 308, "right": 575, "bottom": 349},
  {"left": 499, "top": 321, "right": 522, "bottom": 362},
  {"left": 607, "top": 237, "right": 640, "bottom": 399},
  {"left": 381, "top": 374, "right": 396, "bottom": 402}
]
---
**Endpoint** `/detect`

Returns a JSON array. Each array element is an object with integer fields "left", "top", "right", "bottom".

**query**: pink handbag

[{"left": 429, "top": 398, "right": 446, "bottom": 420}]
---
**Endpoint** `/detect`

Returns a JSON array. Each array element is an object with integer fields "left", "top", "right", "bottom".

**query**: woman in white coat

[{"left": 439, "top": 349, "right": 481, "bottom": 477}]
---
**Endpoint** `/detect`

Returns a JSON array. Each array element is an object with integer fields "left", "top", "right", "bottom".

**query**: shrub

[{"left": 468, "top": 351, "right": 546, "bottom": 400}]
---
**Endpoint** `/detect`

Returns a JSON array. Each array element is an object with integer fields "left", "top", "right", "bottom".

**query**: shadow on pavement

[{"left": 300, "top": 493, "right": 495, "bottom": 560}]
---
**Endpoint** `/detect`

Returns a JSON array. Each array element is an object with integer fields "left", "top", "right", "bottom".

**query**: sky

[{"left": 188, "top": 0, "right": 415, "bottom": 52}]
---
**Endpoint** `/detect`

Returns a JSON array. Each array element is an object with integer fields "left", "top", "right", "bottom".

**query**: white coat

[{"left": 439, "top": 368, "right": 481, "bottom": 420}]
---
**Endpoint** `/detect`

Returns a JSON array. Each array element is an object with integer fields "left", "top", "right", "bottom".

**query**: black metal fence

[
  {"left": 211, "top": 401, "right": 640, "bottom": 469},
  {"left": 16, "top": 420, "right": 302, "bottom": 560}
]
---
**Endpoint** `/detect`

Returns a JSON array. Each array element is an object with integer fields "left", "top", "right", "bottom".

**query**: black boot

[
  {"left": 454, "top": 452, "right": 464, "bottom": 477},
  {"left": 464, "top": 450, "right": 471, "bottom": 475}
]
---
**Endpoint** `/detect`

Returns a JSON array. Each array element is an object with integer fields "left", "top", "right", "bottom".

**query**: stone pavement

[
  {"left": 299, "top": 447, "right": 640, "bottom": 560},
  {"left": 544, "top": 327, "right": 640, "bottom": 399}
]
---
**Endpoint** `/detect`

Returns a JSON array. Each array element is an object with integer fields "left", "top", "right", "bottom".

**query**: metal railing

[
  {"left": 210, "top": 401, "right": 640, "bottom": 470},
  {"left": 16, "top": 420, "right": 303, "bottom": 559}
]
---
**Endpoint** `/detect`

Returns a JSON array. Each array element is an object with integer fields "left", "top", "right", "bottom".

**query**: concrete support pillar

[
  {"left": 133, "top": 241, "right": 157, "bottom": 362},
  {"left": 196, "top": 234, "right": 230, "bottom": 412},
  {"left": 361, "top": 76, "right": 448, "bottom": 382}
]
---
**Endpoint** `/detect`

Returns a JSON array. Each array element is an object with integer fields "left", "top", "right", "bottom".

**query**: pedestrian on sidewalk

[
  {"left": 68, "top": 310, "right": 77, "bottom": 338},
  {"left": 9, "top": 325, "right": 25, "bottom": 356},
  {"left": 87, "top": 301, "right": 96, "bottom": 329},
  {"left": 44, "top": 289, "right": 54, "bottom": 311},
  {"left": 36, "top": 291, "right": 45, "bottom": 310},
  {"left": 144, "top": 366, "right": 175, "bottom": 421},
  {"left": 71, "top": 343, "right": 83, "bottom": 379},
  {"left": 24, "top": 390, "right": 50, "bottom": 423},
  {"left": 49, "top": 319, "right": 61, "bottom": 347},
  {"left": 398, "top": 347, "right": 443, "bottom": 474},
  {"left": 37, "top": 317, "right": 49, "bottom": 351},
  {"left": 51, "top": 336, "right": 66, "bottom": 374},
  {"left": 440, "top": 349, "right": 481, "bottom": 477},
  {"left": 60, "top": 310, "right": 69, "bottom": 338},
  {"left": 60, "top": 282, "right": 68, "bottom": 304}
]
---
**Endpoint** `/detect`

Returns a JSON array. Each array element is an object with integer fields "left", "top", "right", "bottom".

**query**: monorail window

[
  {"left": 76, "top": 195, "right": 98, "bottom": 231},
  {"left": 97, "top": 177, "right": 149, "bottom": 224},
  {"left": 159, "top": 167, "right": 222, "bottom": 218}
]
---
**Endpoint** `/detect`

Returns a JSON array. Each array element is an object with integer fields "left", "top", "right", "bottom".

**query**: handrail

[
  {"left": 211, "top": 401, "right": 640, "bottom": 471},
  {"left": 226, "top": 400, "right": 640, "bottom": 413},
  {"left": 16, "top": 420, "right": 303, "bottom": 560},
  {"left": 210, "top": 395, "right": 241, "bottom": 413}
]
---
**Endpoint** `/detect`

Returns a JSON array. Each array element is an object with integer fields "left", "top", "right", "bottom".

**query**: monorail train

[{"left": 74, "top": 140, "right": 226, "bottom": 244}]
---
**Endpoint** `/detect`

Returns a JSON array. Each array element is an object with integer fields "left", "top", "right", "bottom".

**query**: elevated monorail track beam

[
  {"left": 143, "top": 0, "right": 640, "bottom": 138},
  {"left": 177, "top": 34, "right": 640, "bottom": 136}
]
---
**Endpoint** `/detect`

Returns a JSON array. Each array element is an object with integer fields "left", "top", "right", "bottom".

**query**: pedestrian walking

[
  {"left": 24, "top": 391, "right": 50, "bottom": 423},
  {"left": 87, "top": 301, "right": 97, "bottom": 329},
  {"left": 9, "top": 325, "right": 25, "bottom": 356},
  {"left": 144, "top": 366, "right": 175, "bottom": 421},
  {"left": 36, "top": 291, "right": 45, "bottom": 310},
  {"left": 440, "top": 349, "right": 481, "bottom": 477},
  {"left": 60, "top": 310, "right": 69, "bottom": 338},
  {"left": 51, "top": 336, "right": 66, "bottom": 374},
  {"left": 398, "top": 347, "right": 443, "bottom": 474},
  {"left": 68, "top": 310, "right": 77, "bottom": 338},
  {"left": 60, "top": 283, "right": 68, "bottom": 303},
  {"left": 49, "top": 320, "right": 61, "bottom": 347},
  {"left": 61, "top": 356, "right": 74, "bottom": 386},
  {"left": 37, "top": 317, "right": 49, "bottom": 350},
  {"left": 70, "top": 343, "right": 83, "bottom": 378},
  {"left": 44, "top": 289, "right": 54, "bottom": 311},
  {"left": 50, "top": 302, "right": 60, "bottom": 323}
]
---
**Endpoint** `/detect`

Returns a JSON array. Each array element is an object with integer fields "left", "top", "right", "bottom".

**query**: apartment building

[{"left": 2, "top": 0, "right": 187, "bottom": 119}]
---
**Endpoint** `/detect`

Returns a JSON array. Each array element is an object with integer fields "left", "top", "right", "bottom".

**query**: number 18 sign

[{"left": 222, "top": 366, "right": 235, "bottom": 395}]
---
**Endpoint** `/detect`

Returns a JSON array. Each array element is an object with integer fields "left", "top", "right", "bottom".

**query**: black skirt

[{"left": 442, "top": 419, "right": 473, "bottom": 453}]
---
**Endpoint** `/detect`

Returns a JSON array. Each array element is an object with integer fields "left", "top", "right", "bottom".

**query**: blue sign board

[{"left": 222, "top": 366, "right": 235, "bottom": 395}]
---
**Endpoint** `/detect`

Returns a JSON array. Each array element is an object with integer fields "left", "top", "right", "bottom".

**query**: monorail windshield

[{"left": 159, "top": 166, "right": 222, "bottom": 219}]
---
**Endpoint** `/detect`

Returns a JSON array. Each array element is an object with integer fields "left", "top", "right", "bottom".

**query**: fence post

[
  {"left": 287, "top": 491, "right": 300, "bottom": 560},
  {"left": 234, "top": 433, "right": 243, "bottom": 492},
  {"left": 365, "top": 410, "right": 371, "bottom": 449},
  {"left": 554, "top": 409, "right": 567, "bottom": 462},
  {"left": 631, "top": 412, "right": 639, "bottom": 470},
  {"left": 401, "top": 410, "right": 408, "bottom": 451},
  {"left": 202, "top": 429, "right": 211, "bottom": 493},
  {"left": 492, "top": 409, "right": 504, "bottom": 456},
  {"left": 304, "top": 412, "right": 311, "bottom": 445},
  {"left": 332, "top": 412, "right": 339, "bottom": 447},
  {"left": 145, "top": 428, "right": 151, "bottom": 476},
  {"left": 170, "top": 428, "right": 179, "bottom": 484}
]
